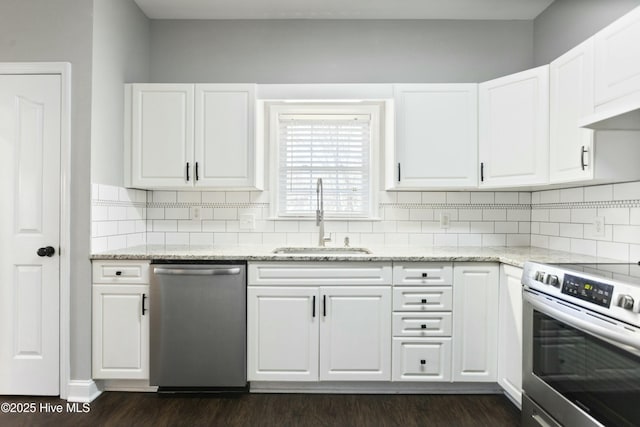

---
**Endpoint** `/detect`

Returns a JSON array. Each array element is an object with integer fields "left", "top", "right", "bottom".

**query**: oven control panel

[{"left": 562, "top": 274, "right": 614, "bottom": 308}]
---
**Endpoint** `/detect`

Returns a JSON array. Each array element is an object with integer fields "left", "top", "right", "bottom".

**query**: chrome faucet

[{"left": 316, "top": 178, "right": 331, "bottom": 247}]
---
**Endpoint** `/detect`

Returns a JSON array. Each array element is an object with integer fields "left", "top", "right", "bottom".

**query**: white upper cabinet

[
  {"left": 479, "top": 66, "right": 549, "bottom": 188},
  {"left": 195, "top": 84, "right": 259, "bottom": 188},
  {"left": 389, "top": 84, "right": 478, "bottom": 190},
  {"left": 128, "top": 84, "right": 194, "bottom": 188},
  {"left": 125, "top": 83, "right": 262, "bottom": 190},
  {"left": 549, "top": 39, "right": 595, "bottom": 183}
]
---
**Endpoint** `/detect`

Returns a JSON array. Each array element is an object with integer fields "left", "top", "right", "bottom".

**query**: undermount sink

[{"left": 272, "top": 247, "right": 373, "bottom": 255}]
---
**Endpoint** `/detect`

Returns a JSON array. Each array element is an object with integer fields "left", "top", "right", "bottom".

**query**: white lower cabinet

[
  {"left": 392, "top": 338, "right": 452, "bottom": 381},
  {"left": 247, "top": 262, "right": 392, "bottom": 382},
  {"left": 92, "top": 261, "right": 150, "bottom": 380},
  {"left": 498, "top": 265, "right": 523, "bottom": 406},
  {"left": 452, "top": 263, "right": 499, "bottom": 382},
  {"left": 92, "top": 284, "right": 149, "bottom": 379}
]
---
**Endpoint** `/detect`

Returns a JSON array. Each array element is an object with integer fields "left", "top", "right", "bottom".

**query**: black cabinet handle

[
  {"left": 581, "top": 146, "right": 588, "bottom": 171},
  {"left": 397, "top": 163, "right": 401, "bottom": 182},
  {"left": 312, "top": 295, "right": 316, "bottom": 318},
  {"left": 37, "top": 246, "right": 55, "bottom": 257},
  {"left": 186, "top": 162, "right": 190, "bottom": 181},
  {"left": 421, "top": 298, "right": 427, "bottom": 304},
  {"left": 421, "top": 272, "right": 428, "bottom": 278},
  {"left": 142, "top": 293, "right": 147, "bottom": 316},
  {"left": 420, "top": 359, "right": 426, "bottom": 365},
  {"left": 115, "top": 271, "right": 122, "bottom": 276},
  {"left": 323, "top": 295, "right": 327, "bottom": 317},
  {"left": 480, "top": 162, "right": 484, "bottom": 182},
  {"left": 195, "top": 162, "right": 199, "bottom": 181},
  {"left": 421, "top": 324, "right": 427, "bottom": 329}
]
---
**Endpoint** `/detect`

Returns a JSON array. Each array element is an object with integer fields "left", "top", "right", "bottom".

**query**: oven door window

[{"left": 533, "top": 310, "right": 640, "bottom": 427}]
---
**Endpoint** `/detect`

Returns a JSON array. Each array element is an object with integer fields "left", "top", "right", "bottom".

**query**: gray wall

[
  {"left": 149, "top": 20, "right": 534, "bottom": 83},
  {"left": 0, "top": 0, "right": 93, "bottom": 381},
  {"left": 91, "top": 0, "right": 150, "bottom": 186},
  {"left": 534, "top": 0, "right": 640, "bottom": 65}
]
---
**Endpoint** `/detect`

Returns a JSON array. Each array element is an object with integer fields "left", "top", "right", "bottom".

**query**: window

[{"left": 269, "top": 103, "right": 380, "bottom": 219}]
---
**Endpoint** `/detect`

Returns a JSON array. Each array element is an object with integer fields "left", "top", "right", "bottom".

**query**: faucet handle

[{"left": 344, "top": 237, "right": 350, "bottom": 247}]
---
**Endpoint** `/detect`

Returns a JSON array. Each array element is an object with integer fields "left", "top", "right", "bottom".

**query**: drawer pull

[
  {"left": 421, "top": 299, "right": 427, "bottom": 304},
  {"left": 420, "top": 359, "right": 426, "bottom": 365},
  {"left": 421, "top": 324, "right": 427, "bottom": 329},
  {"left": 421, "top": 273, "right": 428, "bottom": 278},
  {"left": 115, "top": 271, "right": 122, "bottom": 276}
]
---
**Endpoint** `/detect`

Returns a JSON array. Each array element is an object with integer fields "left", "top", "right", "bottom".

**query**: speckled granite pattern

[{"left": 90, "top": 245, "right": 627, "bottom": 268}]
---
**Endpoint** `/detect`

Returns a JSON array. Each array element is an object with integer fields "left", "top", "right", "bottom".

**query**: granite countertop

[{"left": 90, "top": 245, "right": 626, "bottom": 268}]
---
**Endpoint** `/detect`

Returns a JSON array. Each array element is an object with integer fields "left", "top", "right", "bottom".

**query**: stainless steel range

[{"left": 521, "top": 261, "right": 640, "bottom": 427}]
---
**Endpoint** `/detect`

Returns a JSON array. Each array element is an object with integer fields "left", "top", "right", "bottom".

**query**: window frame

[{"left": 268, "top": 102, "right": 381, "bottom": 220}]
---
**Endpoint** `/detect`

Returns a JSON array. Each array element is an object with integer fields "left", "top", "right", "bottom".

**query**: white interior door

[{"left": 0, "top": 74, "right": 61, "bottom": 395}]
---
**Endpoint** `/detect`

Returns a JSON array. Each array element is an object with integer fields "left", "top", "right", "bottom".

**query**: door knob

[{"left": 37, "top": 246, "right": 55, "bottom": 257}]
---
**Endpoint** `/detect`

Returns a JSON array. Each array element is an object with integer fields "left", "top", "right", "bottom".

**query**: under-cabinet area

[{"left": 92, "top": 258, "right": 522, "bottom": 403}]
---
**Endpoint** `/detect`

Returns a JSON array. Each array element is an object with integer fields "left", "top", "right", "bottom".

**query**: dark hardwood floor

[{"left": 0, "top": 392, "right": 520, "bottom": 427}]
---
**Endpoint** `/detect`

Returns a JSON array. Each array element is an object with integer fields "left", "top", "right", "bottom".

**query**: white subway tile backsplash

[
  {"left": 126, "top": 233, "right": 145, "bottom": 247},
  {"left": 549, "top": 209, "right": 570, "bottom": 223},
  {"left": 559, "top": 223, "right": 583, "bottom": 239},
  {"left": 434, "top": 210, "right": 458, "bottom": 221},
  {"left": 98, "top": 184, "right": 120, "bottom": 201},
  {"left": 107, "top": 235, "right": 127, "bottom": 250},
  {"left": 597, "top": 241, "right": 629, "bottom": 261},
  {"left": 571, "top": 239, "right": 597, "bottom": 257},
  {"left": 275, "top": 221, "right": 299, "bottom": 232},
  {"left": 470, "top": 221, "right": 494, "bottom": 234},
  {"left": 379, "top": 191, "right": 397, "bottom": 204},
  {"left": 92, "top": 205, "right": 109, "bottom": 221},
  {"left": 507, "top": 209, "right": 530, "bottom": 222},
  {"left": 446, "top": 221, "right": 470, "bottom": 234},
  {"left": 397, "top": 192, "right": 421, "bottom": 204},
  {"left": 531, "top": 209, "right": 549, "bottom": 222},
  {"left": 178, "top": 220, "right": 202, "bottom": 232},
  {"left": 434, "top": 234, "right": 458, "bottom": 246},
  {"left": 177, "top": 191, "right": 202, "bottom": 203},
  {"left": 540, "top": 190, "right": 560, "bottom": 204},
  {"left": 470, "top": 192, "right": 494, "bottom": 204},
  {"left": 613, "top": 182, "right": 640, "bottom": 201},
  {"left": 286, "top": 232, "right": 312, "bottom": 246},
  {"left": 373, "top": 221, "right": 397, "bottom": 233},
  {"left": 361, "top": 233, "right": 386, "bottom": 246},
  {"left": 458, "top": 209, "right": 482, "bottom": 221},
  {"left": 202, "top": 192, "right": 226, "bottom": 203},
  {"left": 483, "top": 209, "right": 506, "bottom": 221},
  {"left": 408, "top": 233, "right": 434, "bottom": 246},
  {"left": 409, "top": 208, "right": 435, "bottom": 221},
  {"left": 189, "top": 232, "right": 214, "bottom": 246},
  {"left": 519, "top": 192, "right": 532, "bottom": 204},
  {"left": 597, "top": 207, "right": 630, "bottom": 225},
  {"left": 146, "top": 232, "right": 165, "bottom": 245},
  {"left": 495, "top": 222, "right": 518, "bottom": 234},
  {"left": 239, "top": 233, "right": 263, "bottom": 246},
  {"left": 96, "top": 221, "right": 118, "bottom": 237},
  {"left": 559, "top": 187, "right": 584, "bottom": 203},
  {"left": 507, "top": 234, "right": 530, "bottom": 246},
  {"left": 214, "top": 232, "right": 239, "bottom": 246},
  {"left": 421, "top": 192, "right": 446, "bottom": 204},
  {"left": 108, "top": 206, "right": 127, "bottom": 221},
  {"left": 459, "top": 234, "right": 482, "bottom": 247},
  {"left": 495, "top": 192, "right": 518, "bottom": 204},
  {"left": 613, "top": 225, "right": 640, "bottom": 244},
  {"left": 326, "top": 221, "right": 349, "bottom": 233},
  {"left": 213, "top": 207, "right": 238, "bottom": 220},
  {"left": 117, "top": 221, "right": 136, "bottom": 235},
  {"left": 202, "top": 220, "right": 226, "bottom": 232},
  {"left": 570, "top": 208, "right": 597, "bottom": 224},
  {"left": 226, "top": 191, "right": 251, "bottom": 203},
  {"left": 153, "top": 191, "right": 177, "bottom": 203},
  {"left": 348, "top": 221, "right": 374, "bottom": 233},
  {"left": 483, "top": 234, "right": 506, "bottom": 246},
  {"left": 530, "top": 234, "right": 549, "bottom": 248},
  {"left": 584, "top": 224, "right": 613, "bottom": 241},
  {"left": 539, "top": 222, "right": 560, "bottom": 236},
  {"left": 396, "top": 221, "right": 421, "bottom": 233},
  {"left": 384, "top": 207, "right": 410, "bottom": 221},
  {"left": 165, "top": 208, "right": 190, "bottom": 220},
  {"left": 386, "top": 233, "right": 409, "bottom": 246},
  {"left": 153, "top": 220, "right": 178, "bottom": 232},
  {"left": 549, "top": 236, "right": 571, "bottom": 252},
  {"left": 250, "top": 191, "right": 270, "bottom": 203},
  {"left": 519, "top": 222, "right": 531, "bottom": 234},
  {"left": 165, "top": 232, "right": 189, "bottom": 245},
  {"left": 262, "top": 233, "right": 287, "bottom": 246},
  {"left": 446, "top": 192, "right": 470, "bottom": 204},
  {"left": 421, "top": 221, "right": 441, "bottom": 233},
  {"left": 584, "top": 184, "right": 613, "bottom": 202}
]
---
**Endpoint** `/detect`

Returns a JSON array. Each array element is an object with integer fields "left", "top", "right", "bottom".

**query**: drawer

[
  {"left": 393, "top": 263, "right": 453, "bottom": 286},
  {"left": 393, "top": 287, "right": 452, "bottom": 311},
  {"left": 392, "top": 338, "right": 452, "bottom": 381},
  {"left": 248, "top": 262, "right": 392, "bottom": 286},
  {"left": 392, "top": 313, "right": 452, "bottom": 337},
  {"left": 92, "top": 261, "right": 150, "bottom": 284}
]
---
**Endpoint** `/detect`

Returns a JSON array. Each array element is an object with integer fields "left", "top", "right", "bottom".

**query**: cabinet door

[
  {"left": 392, "top": 84, "right": 477, "bottom": 189},
  {"left": 452, "top": 263, "right": 499, "bottom": 382},
  {"left": 92, "top": 284, "right": 149, "bottom": 379},
  {"left": 498, "top": 265, "right": 523, "bottom": 406},
  {"left": 129, "top": 84, "right": 194, "bottom": 188},
  {"left": 392, "top": 338, "right": 452, "bottom": 381},
  {"left": 594, "top": 6, "right": 640, "bottom": 109},
  {"left": 247, "top": 287, "right": 319, "bottom": 381},
  {"left": 320, "top": 287, "right": 391, "bottom": 381},
  {"left": 550, "top": 39, "right": 594, "bottom": 184},
  {"left": 479, "top": 66, "right": 549, "bottom": 188},
  {"left": 195, "top": 84, "right": 257, "bottom": 188}
]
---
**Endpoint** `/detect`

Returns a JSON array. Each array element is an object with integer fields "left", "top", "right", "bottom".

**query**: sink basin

[{"left": 272, "top": 247, "right": 373, "bottom": 255}]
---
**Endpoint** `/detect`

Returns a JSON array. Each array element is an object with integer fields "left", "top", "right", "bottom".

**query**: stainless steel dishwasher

[{"left": 149, "top": 262, "right": 247, "bottom": 392}]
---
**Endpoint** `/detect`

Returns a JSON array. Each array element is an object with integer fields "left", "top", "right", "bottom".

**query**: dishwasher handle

[{"left": 154, "top": 267, "right": 242, "bottom": 276}]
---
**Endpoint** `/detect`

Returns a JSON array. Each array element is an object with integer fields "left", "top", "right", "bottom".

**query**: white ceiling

[{"left": 134, "top": 0, "right": 555, "bottom": 20}]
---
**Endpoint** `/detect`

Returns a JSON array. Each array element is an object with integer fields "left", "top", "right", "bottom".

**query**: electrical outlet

[
  {"left": 440, "top": 212, "right": 450, "bottom": 229},
  {"left": 190, "top": 206, "right": 201, "bottom": 220},
  {"left": 239, "top": 214, "right": 255, "bottom": 230},
  {"left": 593, "top": 216, "right": 605, "bottom": 238}
]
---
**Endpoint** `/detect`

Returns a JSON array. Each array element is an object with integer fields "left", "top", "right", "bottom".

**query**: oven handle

[{"left": 525, "top": 290, "right": 640, "bottom": 358}]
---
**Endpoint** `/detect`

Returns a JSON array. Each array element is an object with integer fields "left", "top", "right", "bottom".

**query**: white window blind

[{"left": 278, "top": 113, "right": 371, "bottom": 217}]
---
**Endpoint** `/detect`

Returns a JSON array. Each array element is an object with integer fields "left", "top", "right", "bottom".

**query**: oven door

[{"left": 523, "top": 289, "right": 640, "bottom": 427}]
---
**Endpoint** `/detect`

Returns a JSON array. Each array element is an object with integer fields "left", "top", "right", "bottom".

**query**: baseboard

[
  {"left": 250, "top": 381, "right": 503, "bottom": 394},
  {"left": 102, "top": 379, "right": 158, "bottom": 392},
  {"left": 66, "top": 380, "right": 102, "bottom": 403}
]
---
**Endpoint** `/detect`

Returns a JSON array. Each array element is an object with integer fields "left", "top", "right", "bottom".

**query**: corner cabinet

[
  {"left": 124, "top": 83, "right": 262, "bottom": 190},
  {"left": 452, "top": 263, "right": 499, "bottom": 382},
  {"left": 479, "top": 66, "right": 549, "bottom": 188},
  {"left": 92, "top": 261, "right": 150, "bottom": 380},
  {"left": 247, "top": 262, "right": 392, "bottom": 382},
  {"left": 388, "top": 84, "right": 478, "bottom": 190},
  {"left": 498, "top": 264, "right": 523, "bottom": 407}
]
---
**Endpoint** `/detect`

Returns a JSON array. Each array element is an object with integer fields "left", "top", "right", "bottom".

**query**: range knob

[
  {"left": 618, "top": 295, "right": 635, "bottom": 310},
  {"left": 534, "top": 271, "right": 545, "bottom": 282},
  {"left": 547, "top": 275, "right": 560, "bottom": 288}
]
